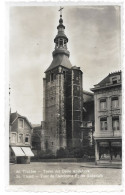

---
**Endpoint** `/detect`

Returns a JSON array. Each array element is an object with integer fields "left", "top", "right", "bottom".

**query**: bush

[
  {"left": 38, "top": 149, "right": 55, "bottom": 159},
  {"left": 56, "top": 146, "right": 85, "bottom": 158},
  {"left": 56, "top": 147, "right": 69, "bottom": 158}
]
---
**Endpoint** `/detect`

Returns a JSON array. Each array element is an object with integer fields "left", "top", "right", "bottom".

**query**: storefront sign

[
  {"left": 99, "top": 142, "right": 109, "bottom": 147},
  {"left": 111, "top": 142, "right": 121, "bottom": 147}
]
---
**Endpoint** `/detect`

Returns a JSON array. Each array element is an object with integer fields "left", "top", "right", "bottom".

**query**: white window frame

[
  {"left": 111, "top": 96, "right": 119, "bottom": 109},
  {"left": 18, "top": 133, "right": 23, "bottom": 143},
  {"left": 100, "top": 99, "right": 107, "bottom": 110},
  {"left": 11, "top": 132, "right": 17, "bottom": 143},
  {"left": 100, "top": 118, "right": 108, "bottom": 130},
  {"left": 18, "top": 118, "right": 24, "bottom": 129},
  {"left": 112, "top": 117, "right": 120, "bottom": 131}
]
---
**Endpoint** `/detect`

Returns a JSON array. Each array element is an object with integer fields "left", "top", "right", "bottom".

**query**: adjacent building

[
  {"left": 9, "top": 112, "right": 34, "bottom": 163},
  {"left": 81, "top": 90, "right": 95, "bottom": 157},
  {"left": 91, "top": 71, "right": 122, "bottom": 164},
  {"left": 32, "top": 122, "right": 46, "bottom": 157}
]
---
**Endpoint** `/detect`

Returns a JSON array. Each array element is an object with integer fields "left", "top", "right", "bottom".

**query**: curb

[{"left": 80, "top": 165, "right": 122, "bottom": 169}]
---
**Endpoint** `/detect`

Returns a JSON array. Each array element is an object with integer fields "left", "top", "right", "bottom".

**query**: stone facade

[
  {"left": 44, "top": 67, "right": 83, "bottom": 153},
  {"left": 43, "top": 13, "right": 83, "bottom": 154},
  {"left": 91, "top": 71, "right": 122, "bottom": 164}
]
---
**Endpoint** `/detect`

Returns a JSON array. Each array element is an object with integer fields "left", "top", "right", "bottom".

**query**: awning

[
  {"left": 21, "top": 147, "right": 34, "bottom": 157},
  {"left": 11, "top": 147, "right": 25, "bottom": 156}
]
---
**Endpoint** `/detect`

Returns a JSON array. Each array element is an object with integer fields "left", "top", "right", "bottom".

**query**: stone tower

[{"left": 43, "top": 10, "right": 83, "bottom": 154}]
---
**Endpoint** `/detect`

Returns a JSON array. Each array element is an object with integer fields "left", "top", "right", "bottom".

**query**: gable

[{"left": 24, "top": 120, "right": 31, "bottom": 130}]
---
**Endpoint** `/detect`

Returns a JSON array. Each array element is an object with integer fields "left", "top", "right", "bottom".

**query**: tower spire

[
  {"left": 45, "top": 7, "right": 72, "bottom": 72},
  {"left": 58, "top": 6, "right": 64, "bottom": 17},
  {"left": 52, "top": 7, "right": 69, "bottom": 57}
]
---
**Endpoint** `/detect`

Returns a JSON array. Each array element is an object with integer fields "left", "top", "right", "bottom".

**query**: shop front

[
  {"left": 95, "top": 139, "right": 122, "bottom": 164},
  {"left": 10, "top": 146, "right": 34, "bottom": 164}
]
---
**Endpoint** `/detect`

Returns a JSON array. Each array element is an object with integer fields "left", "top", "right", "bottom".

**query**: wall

[
  {"left": 66, "top": 68, "right": 83, "bottom": 148},
  {"left": 10, "top": 117, "right": 32, "bottom": 147},
  {"left": 94, "top": 86, "right": 122, "bottom": 138},
  {"left": 44, "top": 66, "right": 67, "bottom": 153},
  {"left": 44, "top": 66, "right": 83, "bottom": 153}
]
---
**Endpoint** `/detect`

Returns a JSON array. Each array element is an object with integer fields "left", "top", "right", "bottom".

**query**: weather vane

[{"left": 58, "top": 6, "right": 64, "bottom": 16}]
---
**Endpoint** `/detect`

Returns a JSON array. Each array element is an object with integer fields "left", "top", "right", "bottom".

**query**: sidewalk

[{"left": 80, "top": 161, "right": 122, "bottom": 169}]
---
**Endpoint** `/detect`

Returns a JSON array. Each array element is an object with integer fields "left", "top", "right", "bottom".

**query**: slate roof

[
  {"left": 83, "top": 90, "right": 94, "bottom": 96},
  {"left": 91, "top": 71, "right": 121, "bottom": 92},
  {"left": 10, "top": 112, "right": 21, "bottom": 123},
  {"left": 96, "top": 75, "right": 110, "bottom": 87},
  {"left": 54, "top": 32, "right": 68, "bottom": 42},
  {"left": 45, "top": 54, "right": 72, "bottom": 72},
  {"left": 10, "top": 112, "right": 32, "bottom": 129},
  {"left": 96, "top": 71, "right": 121, "bottom": 87}
]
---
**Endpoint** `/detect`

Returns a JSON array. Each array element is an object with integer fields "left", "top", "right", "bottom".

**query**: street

[{"left": 10, "top": 162, "right": 122, "bottom": 185}]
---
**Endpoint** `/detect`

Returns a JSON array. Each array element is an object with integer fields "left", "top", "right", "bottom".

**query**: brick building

[
  {"left": 43, "top": 12, "right": 83, "bottom": 153},
  {"left": 91, "top": 71, "right": 122, "bottom": 164}
]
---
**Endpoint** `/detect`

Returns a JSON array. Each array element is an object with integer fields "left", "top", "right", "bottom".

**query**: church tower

[{"left": 43, "top": 8, "right": 83, "bottom": 154}]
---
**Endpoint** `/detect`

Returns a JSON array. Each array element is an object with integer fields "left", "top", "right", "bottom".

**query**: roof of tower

[
  {"left": 54, "top": 13, "right": 68, "bottom": 43},
  {"left": 45, "top": 54, "right": 72, "bottom": 72},
  {"left": 45, "top": 8, "right": 72, "bottom": 73},
  {"left": 54, "top": 32, "right": 68, "bottom": 42}
]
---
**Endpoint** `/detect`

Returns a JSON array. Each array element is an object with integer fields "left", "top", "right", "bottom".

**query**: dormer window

[{"left": 112, "top": 77, "right": 118, "bottom": 84}]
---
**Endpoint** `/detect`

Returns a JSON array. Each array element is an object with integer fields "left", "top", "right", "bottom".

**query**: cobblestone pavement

[{"left": 9, "top": 162, "right": 122, "bottom": 185}]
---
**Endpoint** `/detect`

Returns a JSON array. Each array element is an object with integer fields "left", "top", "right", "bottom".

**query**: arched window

[
  {"left": 59, "top": 38, "right": 63, "bottom": 46},
  {"left": 51, "top": 73, "right": 54, "bottom": 81},
  {"left": 63, "top": 71, "right": 66, "bottom": 78}
]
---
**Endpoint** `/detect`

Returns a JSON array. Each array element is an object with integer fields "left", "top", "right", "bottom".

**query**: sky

[{"left": 9, "top": 5, "right": 121, "bottom": 124}]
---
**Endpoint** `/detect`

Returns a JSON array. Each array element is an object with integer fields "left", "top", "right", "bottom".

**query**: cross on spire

[{"left": 58, "top": 6, "right": 64, "bottom": 16}]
